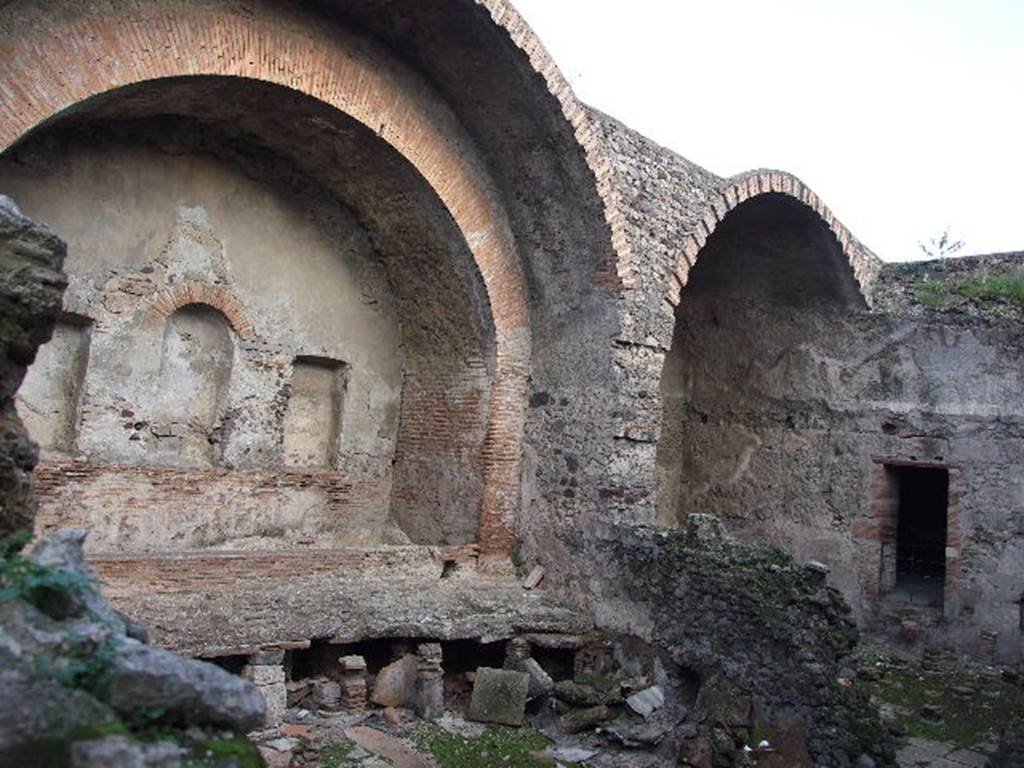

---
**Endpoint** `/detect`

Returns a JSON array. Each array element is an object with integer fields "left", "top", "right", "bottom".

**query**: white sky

[{"left": 513, "top": 0, "right": 1024, "bottom": 262}]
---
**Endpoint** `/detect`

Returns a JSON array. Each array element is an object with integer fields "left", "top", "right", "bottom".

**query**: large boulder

[
  {"left": 0, "top": 651, "right": 119, "bottom": 767},
  {"left": 104, "top": 645, "right": 266, "bottom": 732},
  {"left": 371, "top": 654, "right": 418, "bottom": 708},
  {"left": 0, "top": 195, "right": 67, "bottom": 539},
  {"left": 29, "top": 528, "right": 127, "bottom": 632},
  {"left": 1, "top": 528, "right": 267, "bottom": 762}
]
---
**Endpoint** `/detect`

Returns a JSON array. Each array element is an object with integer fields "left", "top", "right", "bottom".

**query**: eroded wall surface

[
  {"left": 1, "top": 130, "right": 411, "bottom": 552},
  {"left": 655, "top": 215, "right": 1024, "bottom": 660}
]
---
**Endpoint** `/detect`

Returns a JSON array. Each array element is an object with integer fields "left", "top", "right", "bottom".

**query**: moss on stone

[
  {"left": 605, "top": 523, "right": 891, "bottom": 765},
  {"left": 858, "top": 653, "right": 1019, "bottom": 749},
  {"left": 189, "top": 737, "right": 266, "bottom": 768}
]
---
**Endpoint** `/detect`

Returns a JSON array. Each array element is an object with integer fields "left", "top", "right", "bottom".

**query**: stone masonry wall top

[{"left": 872, "top": 251, "right": 1024, "bottom": 323}]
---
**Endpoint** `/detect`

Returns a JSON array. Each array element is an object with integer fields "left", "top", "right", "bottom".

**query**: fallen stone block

[
  {"left": 344, "top": 725, "right": 439, "bottom": 768},
  {"left": 0, "top": 657, "right": 119, "bottom": 766},
  {"left": 560, "top": 704, "right": 613, "bottom": 734},
  {"left": 523, "top": 566, "right": 545, "bottom": 589},
  {"left": 468, "top": 667, "right": 530, "bottom": 726},
  {"left": 372, "top": 654, "right": 418, "bottom": 707},
  {"left": 314, "top": 679, "right": 342, "bottom": 711},
  {"left": 103, "top": 644, "right": 266, "bottom": 732},
  {"left": 553, "top": 679, "right": 622, "bottom": 706},
  {"left": 516, "top": 658, "right": 554, "bottom": 698},
  {"left": 625, "top": 685, "right": 664, "bottom": 718},
  {"left": 542, "top": 745, "right": 600, "bottom": 762}
]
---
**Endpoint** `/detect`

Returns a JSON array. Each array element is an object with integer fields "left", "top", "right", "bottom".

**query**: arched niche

[
  {"left": 655, "top": 192, "right": 868, "bottom": 526},
  {"left": 1, "top": 75, "right": 507, "bottom": 554},
  {"left": 155, "top": 303, "right": 235, "bottom": 467}
]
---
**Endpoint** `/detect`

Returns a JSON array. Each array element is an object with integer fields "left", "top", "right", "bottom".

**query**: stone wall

[
  {"left": 0, "top": 129, "right": 421, "bottom": 551},
  {"left": 0, "top": 0, "right": 639, "bottom": 560},
  {"left": 1, "top": 0, "right": 1019, "bottom": 682},
  {"left": 653, "top": 221, "right": 1024, "bottom": 660},
  {"left": 586, "top": 110, "right": 1021, "bottom": 664},
  {"left": 593, "top": 518, "right": 890, "bottom": 767}
]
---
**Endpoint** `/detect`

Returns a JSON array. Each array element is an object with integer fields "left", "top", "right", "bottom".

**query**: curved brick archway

[
  {"left": 0, "top": 3, "right": 534, "bottom": 553},
  {"left": 604, "top": 168, "right": 884, "bottom": 528},
  {"left": 142, "top": 281, "right": 255, "bottom": 342},
  {"left": 477, "top": 0, "right": 635, "bottom": 287},
  {"left": 662, "top": 170, "right": 881, "bottom": 309}
]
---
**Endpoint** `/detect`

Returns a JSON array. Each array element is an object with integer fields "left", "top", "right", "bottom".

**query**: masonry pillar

[
  {"left": 242, "top": 650, "right": 287, "bottom": 728},
  {"left": 415, "top": 642, "right": 444, "bottom": 721}
]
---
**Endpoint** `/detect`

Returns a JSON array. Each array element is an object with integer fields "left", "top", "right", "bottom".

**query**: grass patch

[
  {"left": 410, "top": 724, "right": 581, "bottom": 768},
  {"left": 189, "top": 737, "right": 265, "bottom": 768},
  {"left": 860, "top": 658, "right": 1018, "bottom": 748},
  {"left": 321, "top": 741, "right": 354, "bottom": 768},
  {"left": 954, "top": 273, "right": 1024, "bottom": 307},
  {"left": 912, "top": 279, "right": 949, "bottom": 309}
]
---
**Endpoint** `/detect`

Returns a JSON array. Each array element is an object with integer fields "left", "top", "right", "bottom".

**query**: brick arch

[
  {"left": 0, "top": 4, "right": 531, "bottom": 554},
  {"left": 479, "top": 1, "right": 635, "bottom": 287},
  {"left": 663, "top": 169, "right": 882, "bottom": 308},
  {"left": 142, "top": 281, "right": 255, "bottom": 343}
]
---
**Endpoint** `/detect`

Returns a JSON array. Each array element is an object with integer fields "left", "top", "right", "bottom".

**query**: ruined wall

[
  {"left": 1, "top": 129, "right": 412, "bottom": 552},
  {"left": 586, "top": 111, "right": 1023, "bottom": 664},
  {"left": 655, "top": 223, "right": 1024, "bottom": 661},
  {"left": 0, "top": 0, "right": 540, "bottom": 555},
  {"left": 593, "top": 518, "right": 890, "bottom": 768}
]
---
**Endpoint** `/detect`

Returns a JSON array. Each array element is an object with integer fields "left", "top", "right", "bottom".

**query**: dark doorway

[{"left": 894, "top": 466, "right": 949, "bottom": 606}]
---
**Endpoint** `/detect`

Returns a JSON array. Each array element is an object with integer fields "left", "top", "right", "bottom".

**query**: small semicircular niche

[{"left": 154, "top": 303, "right": 235, "bottom": 467}]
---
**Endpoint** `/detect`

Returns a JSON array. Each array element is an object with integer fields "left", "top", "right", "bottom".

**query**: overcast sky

[{"left": 513, "top": 0, "right": 1023, "bottom": 262}]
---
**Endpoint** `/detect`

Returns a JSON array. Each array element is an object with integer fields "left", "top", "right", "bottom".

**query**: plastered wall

[
  {"left": 3, "top": 132, "right": 412, "bottom": 552},
  {"left": 654, "top": 199, "right": 1024, "bottom": 661}
]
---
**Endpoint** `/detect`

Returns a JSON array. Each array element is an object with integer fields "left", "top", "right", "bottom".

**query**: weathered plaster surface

[
  {"left": 3, "top": 134, "right": 410, "bottom": 551},
  {"left": 654, "top": 200, "right": 1024, "bottom": 661}
]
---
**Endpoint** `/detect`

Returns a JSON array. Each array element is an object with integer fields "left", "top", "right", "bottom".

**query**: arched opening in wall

[
  {"left": 654, "top": 193, "right": 866, "bottom": 533},
  {"left": 154, "top": 303, "right": 235, "bottom": 467},
  {"left": 1, "top": 76, "right": 501, "bottom": 554}
]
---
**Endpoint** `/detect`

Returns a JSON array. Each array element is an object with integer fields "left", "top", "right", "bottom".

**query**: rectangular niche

[
  {"left": 15, "top": 313, "right": 93, "bottom": 453},
  {"left": 282, "top": 356, "right": 346, "bottom": 469},
  {"left": 877, "top": 463, "right": 951, "bottom": 609}
]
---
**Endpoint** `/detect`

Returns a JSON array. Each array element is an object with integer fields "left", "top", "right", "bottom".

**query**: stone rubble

[
  {"left": 467, "top": 667, "right": 531, "bottom": 726},
  {"left": 0, "top": 530, "right": 265, "bottom": 765}
]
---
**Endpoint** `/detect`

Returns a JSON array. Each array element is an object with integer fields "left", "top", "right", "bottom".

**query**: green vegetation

[
  {"left": 910, "top": 272, "right": 1024, "bottom": 312},
  {"left": 69, "top": 721, "right": 132, "bottom": 742},
  {"left": 858, "top": 654, "right": 1018, "bottom": 749},
  {"left": 35, "top": 637, "right": 118, "bottom": 695},
  {"left": 0, "top": 531, "right": 94, "bottom": 619},
  {"left": 321, "top": 741, "right": 355, "bottom": 768},
  {"left": 912, "top": 278, "right": 949, "bottom": 309},
  {"left": 509, "top": 550, "right": 526, "bottom": 578},
  {"left": 189, "top": 737, "right": 266, "bottom": 768},
  {"left": 410, "top": 724, "right": 581, "bottom": 768},
  {"left": 954, "top": 273, "right": 1024, "bottom": 307}
]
